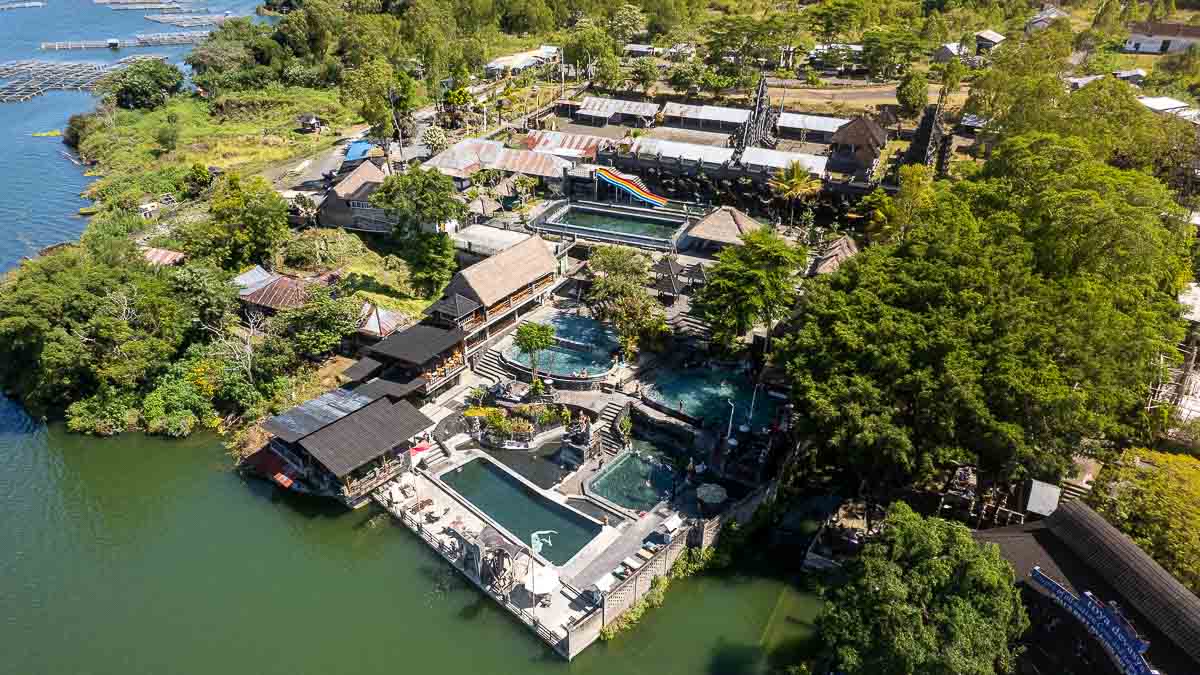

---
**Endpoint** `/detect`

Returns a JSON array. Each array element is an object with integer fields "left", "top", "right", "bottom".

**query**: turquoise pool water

[
  {"left": 503, "top": 314, "right": 619, "bottom": 378},
  {"left": 590, "top": 445, "right": 678, "bottom": 512},
  {"left": 504, "top": 344, "right": 614, "bottom": 378},
  {"left": 645, "top": 368, "right": 780, "bottom": 429},
  {"left": 441, "top": 459, "right": 600, "bottom": 565},
  {"left": 554, "top": 207, "right": 682, "bottom": 240},
  {"left": 546, "top": 313, "right": 619, "bottom": 350}
]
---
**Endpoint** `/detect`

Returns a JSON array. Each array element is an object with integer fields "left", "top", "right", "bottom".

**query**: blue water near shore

[{"left": 0, "top": 0, "right": 257, "bottom": 271}]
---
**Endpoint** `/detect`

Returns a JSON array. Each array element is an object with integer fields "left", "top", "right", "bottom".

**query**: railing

[{"left": 384, "top": 498, "right": 567, "bottom": 652}]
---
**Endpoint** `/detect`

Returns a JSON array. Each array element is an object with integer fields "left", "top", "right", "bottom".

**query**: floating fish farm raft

[{"left": 0, "top": 56, "right": 163, "bottom": 102}]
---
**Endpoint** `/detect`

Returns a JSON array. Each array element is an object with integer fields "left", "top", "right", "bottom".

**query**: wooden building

[
  {"left": 344, "top": 237, "right": 566, "bottom": 399},
  {"left": 259, "top": 390, "right": 435, "bottom": 508}
]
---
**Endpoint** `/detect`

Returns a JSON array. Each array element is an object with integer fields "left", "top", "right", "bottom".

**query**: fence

[{"left": 563, "top": 529, "right": 691, "bottom": 658}]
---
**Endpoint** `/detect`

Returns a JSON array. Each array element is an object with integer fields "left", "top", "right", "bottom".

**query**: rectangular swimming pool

[
  {"left": 555, "top": 208, "right": 682, "bottom": 239},
  {"left": 441, "top": 458, "right": 601, "bottom": 566}
]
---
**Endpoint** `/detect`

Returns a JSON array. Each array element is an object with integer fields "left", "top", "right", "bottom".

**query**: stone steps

[
  {"left": 474, "top": 348, "right": 510, "bottom": 384},
  {"left": 597, "top": 401, "right": 625, "bottom": 455}
]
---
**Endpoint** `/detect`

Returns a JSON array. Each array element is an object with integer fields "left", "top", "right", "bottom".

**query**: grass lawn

[{"left": 78, "top": 86, "right": 356, "bottom": 200}]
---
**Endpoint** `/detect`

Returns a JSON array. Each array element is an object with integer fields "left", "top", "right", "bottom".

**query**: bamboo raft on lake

[
  {"left": 0, "top": 56, "right": 163, "bottom": 102},
  {"left": 143, "top": 12, "right": 234, "bottom": 26},
  {"left": 0, "top": 1, "right": 45, "bottom": 10},
  {"left": 40, "top": 31, "right": 210, "bottom": 50}
]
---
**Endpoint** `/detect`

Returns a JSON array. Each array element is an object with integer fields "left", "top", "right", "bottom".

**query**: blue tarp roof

[{"left": 345, "top": 140, "right": 374, "bottom": 162}]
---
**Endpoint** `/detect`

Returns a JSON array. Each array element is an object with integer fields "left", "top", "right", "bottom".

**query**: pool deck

[
  {"left": 375, "top": 438, "right": 685, "bottom": 658},
  {"left": 374, "top": 449, "right": 601, "bottom": 655}
]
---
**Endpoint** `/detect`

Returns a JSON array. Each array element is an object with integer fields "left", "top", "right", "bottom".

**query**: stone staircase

[
  {"left": 474, "top": 348, "right": 510, "bottom": 384},
  {"left": 1059, "top": 480, "right": 1092, "bottom": 504},
  {"left": 597, "top": 401, "right": 626, "bottom": 455},
  {"left": 419, "top": 442, "right": 453, "bottom": 473},
  {"left": 669, "top": 310, "right": 712, "bottom": 342}
]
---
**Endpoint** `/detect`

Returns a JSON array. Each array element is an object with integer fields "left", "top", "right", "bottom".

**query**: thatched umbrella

[{"left": 696, "top": 483, "right": 728, "bottom": 507}]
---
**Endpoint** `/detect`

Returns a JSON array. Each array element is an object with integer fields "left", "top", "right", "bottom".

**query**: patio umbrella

[
  {"left": 523, "top": 566, "right": 561, "bottom": 596},
  {"left": 696, "top": 483, "right": 728, "bottom": 506}
]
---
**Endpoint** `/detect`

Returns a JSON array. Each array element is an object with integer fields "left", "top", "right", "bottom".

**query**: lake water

[{"left": 0, "top": 4, "right": 822, "bottom": 672}]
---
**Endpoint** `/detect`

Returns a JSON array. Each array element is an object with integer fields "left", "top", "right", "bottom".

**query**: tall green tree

[
  {"left": 692, "top": 228, "right": 804, "bottom": 351},
  {"left": 370, "top": 167, "right": 467, "bottom": 237},
  {"left": 97, "top": 60, "right": 184, "bottom": 110},
  {"left": 341, "top": 58, "right": 404, "bottom": 139},
  {"left": 895, "top": 69, "right": 928, "bottom": 119},
  {"left": 1087, "top": 448, "right": 1200, "bottom": 595},
  {"left": 513, "top": 321, "right": 556, "bottom": 386},
  {"left": 818, "top": 503, "right": 1029, "bottom": 675},
  {"left": 587, "top": 245, "right": 664, "bottom": 359},
  {"left": 185, "top": 173, "right": 290, "bottom": 270},
  {"left": 768, "top": 160, "right": 823, "bottom": 228},
  {"left": 779, "top": 134, "right": 1189, "bottom": 492},
  {"left": 609, "top": 3, "right": 647, "bottom": 45},
  {"left": 630, "top": 57, "right": 659, "bottom": 98},
  {"left": 274, "top": 285, "right": 360, "bottom": 358},
  {"left": 406, "top": 231, "right": 457, "bottom": 294}
]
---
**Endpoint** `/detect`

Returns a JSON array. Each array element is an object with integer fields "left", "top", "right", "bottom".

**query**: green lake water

[{"left": 0, "top": 398, "right": 821, "bottom": 674}]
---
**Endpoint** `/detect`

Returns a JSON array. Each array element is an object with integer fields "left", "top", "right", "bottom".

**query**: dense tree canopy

[
  {"left": 370, "top": 167, "right": 466, "bottom": 237},
  {"left": 818, "top": 503, "right": 1028, "bottom": 675},
  {"left": 777, "top": 133, "right": 1190, "bottom": 491},
  {"left": 98, "top": 60, "right": 185, "bottom": 110},
  {"left": 587, "top": 245, "right": 665, "bottom": 359},
  {"left": 692, "top": 229, "right": 805, "bottom": 351},
  {"left": 1087, "top": 449, "right": 1200, "bottom": 595},
  {"left": 183, "top": 173, "right": 290, "bottom": 270}
]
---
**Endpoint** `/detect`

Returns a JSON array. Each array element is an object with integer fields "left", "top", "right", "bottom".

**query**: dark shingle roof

[
  {"left": 353, "top": 374, "right": 427, "bottom": 401},
  {"left": 975, "top": 500, "right": 1200, "bottom": 672},
  {"left": 368, "top": 323, "right": 465, "bottom": 365},
  {"left": 426, "top": 293, "right": 482, "bottom": 319},
  {"left": 298, "top": 399, "right": 434, "bottom": 478},
  {"left": 342, "top": 356, "right": 384, "bottom": 383},
  {"left": 831, "top": 116, "right": 887, "bottom": 149},
  {"left": 652, "top": 256, "right": 685, "bottom": 277}
]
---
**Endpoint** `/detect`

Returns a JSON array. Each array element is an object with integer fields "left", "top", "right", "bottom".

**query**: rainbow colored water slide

[{"left": 596, "top": 167, "right": 669, "bottom": 207}]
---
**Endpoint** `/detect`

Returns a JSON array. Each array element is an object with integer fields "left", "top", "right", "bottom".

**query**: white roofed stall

[{"left": 739, "top": 147, "right": 827, "bottom": 176}]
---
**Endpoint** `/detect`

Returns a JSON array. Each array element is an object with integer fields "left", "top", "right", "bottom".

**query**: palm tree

[{"left": 768, "top": 161, "right": 823, "bottom": 229}]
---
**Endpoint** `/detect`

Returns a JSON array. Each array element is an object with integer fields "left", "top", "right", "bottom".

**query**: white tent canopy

[{"left": 523, "top": 566, "right": 561, "bottom": 595}]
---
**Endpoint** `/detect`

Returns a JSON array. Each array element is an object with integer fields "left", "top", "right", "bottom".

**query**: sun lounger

[
  {"left": 622, "top": 556, "right": 644, "bottom": 571},
  {"left": 635, "top": 548, "right": 654, "bottom": 561}
]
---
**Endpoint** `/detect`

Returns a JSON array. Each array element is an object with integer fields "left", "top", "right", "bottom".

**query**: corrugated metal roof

[
  {"left": 233, "top": 265, "right": 276, "bottom": 296},
  {"left": 240, "top": 275, "right": 311, "bottom": 311},
  {"left": 452, "top": 224, "right": 530, "bottom": 255},
  {"left": 739, "top": 147, "right": 827, "bottom": 175},
  {"left": 333, "top": 160, "right": 386, "bottom": 200},
  {"left": 262, "top": 387, "right": 375, "bottom": 443},
  {"left": 525, "top": 130, "right": 606, "bottom": 158},
  {"left": 141, "top": 247, "right": 185, "bottom": 266},
  {"left": 369, "top": 323, "right": 465, "bottom": 365},
  {"left": 578, "top": 96, "right": 661, "bottom": 118},
  {"left": 975, "top": 29, "right": 1006, "bottom": 43},
  {"left": 358, "top": 302, "right": 408, "bottom": 339},
  {"left": 1139, "top": 95, "right": 1191, "bottom": 112},
  {"left": 490, "top": 147, "right": 572, "bottom": 178},
  {"left": 777, "top": 112, "right": 848, "bottom": 134},
  {"left": 662, "top": 102, "right": 751, "bottom": 125},
  {"left": 424, "top": 139, "right": 570, "bottom": 179},
  {"left": 629, "top": 138, "right": 735, "bottom": 165}
]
